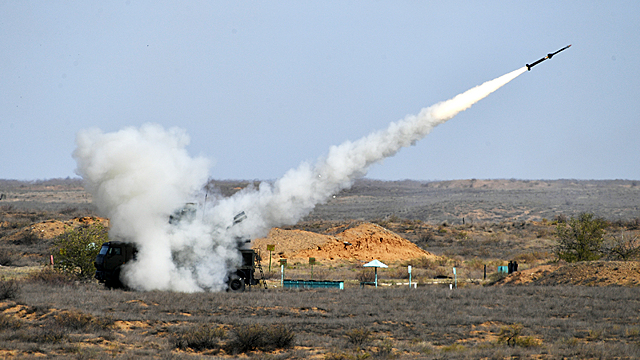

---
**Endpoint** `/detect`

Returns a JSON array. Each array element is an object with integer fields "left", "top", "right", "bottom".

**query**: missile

[{"left": 526, "top": 44, "right": 571, "bottom": 71}]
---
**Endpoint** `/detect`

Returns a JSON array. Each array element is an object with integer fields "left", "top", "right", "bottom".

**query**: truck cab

[{"left": 94, "top": 241, "right": 138, "bottom": 288}]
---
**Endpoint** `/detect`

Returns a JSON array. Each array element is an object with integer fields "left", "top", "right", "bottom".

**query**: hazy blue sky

[{"left": 2, "top": 1, "right": 639, "bottom": 181}]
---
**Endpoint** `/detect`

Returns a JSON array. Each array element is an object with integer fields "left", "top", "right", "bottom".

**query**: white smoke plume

[{"left": 74, "top": 67, "right": 525, "bottom": 292}]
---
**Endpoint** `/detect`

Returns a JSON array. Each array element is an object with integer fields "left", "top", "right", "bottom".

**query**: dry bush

[
  {"left": 14, "top": 232, "right": 39, "bottom": 246},
  {"left": 263, "top": 270, "right": 280, "bottom": 280},
  {"left": 402, "top": 256, "right": 437, "bottom": 270},
  {"left": 418, "top": 231, "right": 435, "bottom": 244},
  {"left": 497, "top": 323, "right": 541, "bottom": 348},
  {"left": 513, "top": 251, "right": 551, "bottom": 264},
  {"left": 12, "top": 326, "right": 67, "bottom": 343},
  {"left": 172, "top": 324, "right": 225, "bottom": 351},
  {"left": 26, "top": 267, "right": 78, "bottom": 287},
  {"left": 386, "top": 267, "right": 409, "bottom": 280},
  {"left": 434, "top": 267, "right": 451, "bottom": 278},
  {"left": 485, "top": 271, "right": 508, "bottom": 285},
  {"left": 51, "top": 310, "right": 113, "bottom": 332},
  {"left": 59, "top": 207, "right": 78, "bottom": 215},
  {"left": 498, "top": 323, "right": 523, "bottom": 347},
  {"left": 0, "top": 278, "right": 20, "bottom": 300},
  {"left": 602, "top": 232, "right": 640, "bottom": 260},
  {"left": 436, "top": 256, "right": 451, "bottom": 266},
  {"left": 310, "top": 267, "right": 329, "bottom": 281},
  {"left": 225, "top": 323, "right": 295, "bottom": 354},
  {"left": 374, "top": 338, "right": 395, "bottom": 358},
  {"left": 0, "top": 247, "right": 16, "bottom": 266},
  {"left": 0, "top": 313, "right": 23, "bottom": 330},
  {"left": 225, "top": 324, "right": 265, "bottom": 353},
  {"left": 3, "top": 219, "right": 30, "bottom": 229},
  {"left": 464, "top": 258, "right": 485, "bottom": 271},
  {"left": 356, "top": 270, "right": 375, "bottom": 283},
  {"left": 345, "top": 328, "right": 372, "bottom": 347},
  {"left": 324, "top": 351, "right": 367, "bottom": 360}
]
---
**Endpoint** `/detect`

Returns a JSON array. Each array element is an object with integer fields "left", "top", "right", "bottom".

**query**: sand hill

[{"left": 252, "top": 222, "right": 435, "bottom": 263}]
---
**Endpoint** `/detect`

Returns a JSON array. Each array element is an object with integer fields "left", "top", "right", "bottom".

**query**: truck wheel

[
  {"left": 228, "top": 277, "right": 245, "bottom": 292},
  {"left": 105, "top": 268, "right": 124, "bottom": 289}
]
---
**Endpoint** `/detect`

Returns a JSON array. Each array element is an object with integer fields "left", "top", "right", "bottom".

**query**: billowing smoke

[{"left": 74, "top": 67, "right": 525, "bottom": 292}]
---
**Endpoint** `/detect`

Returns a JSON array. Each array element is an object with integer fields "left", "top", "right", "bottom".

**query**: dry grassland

[{"left": 1, "top": 179, "right": 639, "bottom": 358}]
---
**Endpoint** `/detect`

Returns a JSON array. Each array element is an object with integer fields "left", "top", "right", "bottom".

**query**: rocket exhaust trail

[{"left": 217, "top": 66, "right": 527, "bottom": 240}]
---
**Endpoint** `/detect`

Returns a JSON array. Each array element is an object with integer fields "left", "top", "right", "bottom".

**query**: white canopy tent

[{"left": 363, "top": 259, "right": 388, "bottom": 288}]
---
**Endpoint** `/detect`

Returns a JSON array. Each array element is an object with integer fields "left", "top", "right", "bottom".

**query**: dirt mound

[
  {"left": 253, "top": 222, "right": 434, "bottom": 263},
  {"left": 497, "top": 261, "right": 640, "bottom": 286},
  {"left": 2, "top": 216, "right": 109, "bottom": 242},
  {"left": 252, "top": 228, "right": 333, "bottom": 258}
]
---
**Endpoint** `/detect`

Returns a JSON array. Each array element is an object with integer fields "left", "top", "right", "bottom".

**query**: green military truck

[{"left": 94, "top": 241, "right": 264, "bottom": 292}]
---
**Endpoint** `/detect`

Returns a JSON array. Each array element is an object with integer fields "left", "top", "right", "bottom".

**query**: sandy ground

[{"left": 2, "top": 216, "right": 109, "bottom": 243}]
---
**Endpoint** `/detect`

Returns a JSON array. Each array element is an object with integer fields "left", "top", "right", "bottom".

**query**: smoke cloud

[{"left": 74, "top": 67, "right": 525, "bottom": 292}]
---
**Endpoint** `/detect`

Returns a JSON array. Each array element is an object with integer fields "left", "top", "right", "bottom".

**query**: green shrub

[
  {"left": 556, "top": 213, "right": 607, "bottom": 262},
  {"left": 52, "top": 223, "right": 108, "bottom": 279}
]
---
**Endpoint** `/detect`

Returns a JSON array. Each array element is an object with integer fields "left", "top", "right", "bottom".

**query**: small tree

[
  {"left": 555, "top": 213, "right": 607, "bottom": 262},
  {"left": 53, "top": 223, "right": 108, "bottom": 279}
]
